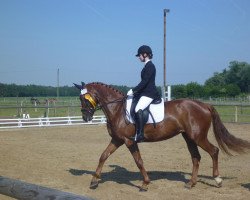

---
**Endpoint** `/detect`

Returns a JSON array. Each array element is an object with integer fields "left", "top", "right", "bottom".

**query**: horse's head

[
  {"left": 74, "top": 82, "right": 98, "bottom": 122},
  {"left": 74, "top": 81, "right": 125, "bottom": 122}
]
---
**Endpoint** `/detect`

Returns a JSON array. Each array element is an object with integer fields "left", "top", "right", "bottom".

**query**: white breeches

[{"left": 135, "top": 96, "right": 153, "bottom": 112}]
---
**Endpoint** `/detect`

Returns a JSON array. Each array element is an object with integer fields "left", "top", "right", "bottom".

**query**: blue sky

[{"left": 0, "top": 0, "right": 250, "bottom": 87}]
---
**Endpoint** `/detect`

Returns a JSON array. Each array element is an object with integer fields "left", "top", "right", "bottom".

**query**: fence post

[
  {"left": 235, "top": 106, "right": 238, "bottom": 123},
  {"left": 46, "top": 117, "right": 50, "bottom": 126},
  {"left": 18, "top": 119, "right": 22, "bottom": 127},
  {"left": 47, "top": 101, "right": 50, "bottom": 117},
  {"left": 34, "top": 101, "right": 37, "bottom": 112},
  {"left": 67, "top": 116, "right": 72, "bottom": 125},
  {"left": 39, "top": 118, "right": 43, "bottom": 126}
]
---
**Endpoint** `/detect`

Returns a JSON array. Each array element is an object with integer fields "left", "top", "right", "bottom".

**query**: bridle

[
  {"left": 79, "top": 95, "right": 94, "bottom": 118},
  {"left": 80, "top": 92, "right": 126, "bottom": 113},
  {"left": 80, "top": 91, "right": 130, "bottom": 125}
]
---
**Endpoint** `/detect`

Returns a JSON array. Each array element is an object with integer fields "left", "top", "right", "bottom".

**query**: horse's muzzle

[{"left": 82, "top": 113, "right": 93, "bottom": 122}]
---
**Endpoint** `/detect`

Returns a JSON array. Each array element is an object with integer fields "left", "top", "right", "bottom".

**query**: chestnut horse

[{"left": 74, "top": 82, "right": 250, "bottom": 191}]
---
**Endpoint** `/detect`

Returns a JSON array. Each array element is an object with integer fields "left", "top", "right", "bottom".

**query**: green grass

[
  {"left": 0, "top": 97, "right": 77, "bottom": 118},
  {"left": 214, "top": 105, "right": 250, "bottom": 123}
]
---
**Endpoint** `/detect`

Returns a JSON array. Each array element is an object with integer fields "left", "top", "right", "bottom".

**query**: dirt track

[{"left": 0, "top": 123, "right": 250, "bottom": 200}]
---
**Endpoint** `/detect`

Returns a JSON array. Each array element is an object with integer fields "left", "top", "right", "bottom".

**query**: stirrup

[
  {"left": 129, "top": 134, "right": 136, "bottom": 141},
  {"left": 129, "top": 136, "right": 136, "bottom": 141},
  {"left": 135, "top": 134, "right": 144, "bottom": 143},
  {"left": 128, "top": 136, "right": 136, "bottom": 141},
  {"left": 128, "top": 134, "right": 144, "bottom": 143}
]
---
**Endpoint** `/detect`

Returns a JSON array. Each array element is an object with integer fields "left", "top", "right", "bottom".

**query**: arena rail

[{"left": 0, "top": 115, "right": 106, "bottom": 129}]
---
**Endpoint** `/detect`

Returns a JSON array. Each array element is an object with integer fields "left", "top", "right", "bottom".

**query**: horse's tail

[{"left": 210, "top": 105, "right": 250, "bottom": 155}]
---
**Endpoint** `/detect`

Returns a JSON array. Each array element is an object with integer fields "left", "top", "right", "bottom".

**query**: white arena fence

[{"left": 0, "top": 115, "right": 106, "bottom": 129}]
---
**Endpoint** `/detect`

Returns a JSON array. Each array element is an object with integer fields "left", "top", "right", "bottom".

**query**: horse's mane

[{"left": 89, "top": 82, "right": 125, "bottom": 96}]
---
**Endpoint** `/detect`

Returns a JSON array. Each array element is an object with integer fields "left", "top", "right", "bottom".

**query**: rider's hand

[{"left": 127, "top": 89, "right": 133, "bottom": 96}]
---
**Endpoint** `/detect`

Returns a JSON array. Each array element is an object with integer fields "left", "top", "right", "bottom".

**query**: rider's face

[{"left": 138, "top": 54, "right": 146, "bottom": 62}]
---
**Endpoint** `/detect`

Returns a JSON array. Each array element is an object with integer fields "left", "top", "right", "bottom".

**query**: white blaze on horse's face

[{"left": 81, "top": 88, "right": 87, "bottom": 95}]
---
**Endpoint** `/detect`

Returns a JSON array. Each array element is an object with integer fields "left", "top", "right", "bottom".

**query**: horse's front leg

[
  {"left": 127, "top": 142, "right": 150, "bottom": 191},
  {"left": 90, "top": 138, "right": 123, "bottom": 189}
]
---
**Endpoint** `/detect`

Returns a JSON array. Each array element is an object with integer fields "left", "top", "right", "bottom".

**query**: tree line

[
  {"left": 0, "top": 61, "right": 249, "bottom": 98},
  {"left": 172, "top": 61, "right": 250, "bottom": 99}
]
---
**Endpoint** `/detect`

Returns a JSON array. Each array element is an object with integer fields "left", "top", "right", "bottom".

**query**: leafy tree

[
  {"left": 225, "top": 84, "right": 241, "bottom": 97},
  {"left": 205, "top": 61, "right": 250, "bottom": 94},
  {"left": 0, "top": 83, "right": 6, "bottom": 97},
  {"left": 238, "top": 64, "right": 250, "bottom": 93},
  {"left": 172, "top": 84, "right": 187, "bottom": 99},
  {"left": 204, "top": 85, "right": 227, "bottom": 97},
  {"left": 186, "top": 82, "right": 204, "bottom": 98},
  {"left": 205, "top": 71, "right": 226, "bottom": 86},
  {"left": 225, "top": 61, "right": 250, "bottom": 93}
]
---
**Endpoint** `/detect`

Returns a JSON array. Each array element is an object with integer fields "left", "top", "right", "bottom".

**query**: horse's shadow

[
  {"left": 68, "top": 165, "right": 234, "bottom": 188},
  {"left": 241, "top": 183, "right": 250, "bottom": 190}
]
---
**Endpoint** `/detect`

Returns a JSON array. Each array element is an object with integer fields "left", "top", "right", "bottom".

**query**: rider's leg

[
  {"left": 133, "top": 96, "right": 153, "bottom": 143},
  {"left": 134, "top": 109, "right": 144, "bottom": 142}
]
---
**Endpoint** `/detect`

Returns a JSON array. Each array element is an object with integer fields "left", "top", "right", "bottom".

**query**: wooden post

[
  {"left": 0, "top": 176, "right": 93, "bottom": 200},
  {"left": 54, "top": 101, "right": 56, "bottom": 117},
  {"left": 57, "top": 68, "right": 59, "bottom": 99},
  {"left": 16, "top": 96, "right": 20, "bottom": 117},
  {"left": 20, "top": 101, "right": 23, "bottom": 115},
  {"left": 163, "top": 9, "right": 170, "bottom": 101},
  {"left": 235, "top": 106, "right": 238, "bottom": 123},
  {"left": 47, "top": 101, "right": 50, "bottom": 117}
]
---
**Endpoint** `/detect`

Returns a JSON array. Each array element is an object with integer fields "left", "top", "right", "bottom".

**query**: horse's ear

[
  {"left": 73, "top": 83, "right": 82, "bottom": 90},
  {"left": 81, "top": 82, "right": 85, "bottom": 87}
]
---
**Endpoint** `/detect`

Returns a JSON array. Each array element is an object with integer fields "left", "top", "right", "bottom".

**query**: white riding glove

[{"left": 127, "top": 89, "right": 133, "bottom": 96}]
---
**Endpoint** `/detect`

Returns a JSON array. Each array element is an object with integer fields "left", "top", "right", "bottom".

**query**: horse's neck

[
  {"left": 95, "top": 87, "right": 124, "bottom": 120},
  {"left": 91, "top": 84, "right": 123, "bottom": 103}
]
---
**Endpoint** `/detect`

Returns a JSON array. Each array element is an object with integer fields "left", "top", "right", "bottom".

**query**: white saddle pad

[{"left": 126, "top": 96, "right": 165, "bottom": 124}]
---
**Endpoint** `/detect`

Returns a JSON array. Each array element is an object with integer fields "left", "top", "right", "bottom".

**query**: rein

[
  {"left": 81, "top": 91, "right": 127, "bottom": 112},
  {"left": 95, "top": 96, "right": 127, "bottom": 111},
  {"left": 97, "top": 95, "right": 130, "bottom": 126}
]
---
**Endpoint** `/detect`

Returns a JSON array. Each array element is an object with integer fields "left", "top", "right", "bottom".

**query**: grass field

[
  {"left": 0, "top": 97, "right": 103, "bottom": 118},
  {"left": 214, "top": 105, "right": 250, "bottom": 123},
  {"left": 0, "top": 97, "right": 250, "bottom": 123}
]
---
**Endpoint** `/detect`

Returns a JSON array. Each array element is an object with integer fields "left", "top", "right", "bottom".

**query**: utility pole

[{"left": 163, "top": 9, "right": 170, "bottom": 101}]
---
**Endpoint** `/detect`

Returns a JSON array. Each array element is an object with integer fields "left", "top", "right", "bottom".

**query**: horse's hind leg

[
  {"left": 90, "top": 138, "right": 123, "bottom": 189},
  {"left": 182, "top": 133, "right": 201, "bottom": 189},
  {"left": 197, "top": 138, "right": 222, "bottom": 187}
]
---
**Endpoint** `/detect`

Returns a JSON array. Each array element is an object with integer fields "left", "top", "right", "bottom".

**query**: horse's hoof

[
  {"left": 185, "top": 181, "right": 195, "bottom": 189},
  {"left": 139, "top": 187, "right": 148, "bottom": 192},
  {"left": 139, "top": 183, "right": 148, "bottom": 192},
  {"left": 90, "top": 174, "right": 101, "bottom": 189},
  {"left": 89, "top": 181, "right": 99, "bottom": 189},
  {"left": 214, "top": 176, "right": 223, "bottom": 187}
]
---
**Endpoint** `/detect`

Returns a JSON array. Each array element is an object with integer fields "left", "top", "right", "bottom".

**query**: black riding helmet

[{"left": 136, "top": 45, "right": 153, "bottom": 58}]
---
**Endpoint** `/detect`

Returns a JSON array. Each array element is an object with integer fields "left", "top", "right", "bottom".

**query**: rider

[{"left": 127, "top": 45, "right": 161, "bottom": 143}]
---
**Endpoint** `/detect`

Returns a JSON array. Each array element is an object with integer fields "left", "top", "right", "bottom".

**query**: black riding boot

[{"left": 133, "top": 109, "right": 144, "bottom": 143}]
